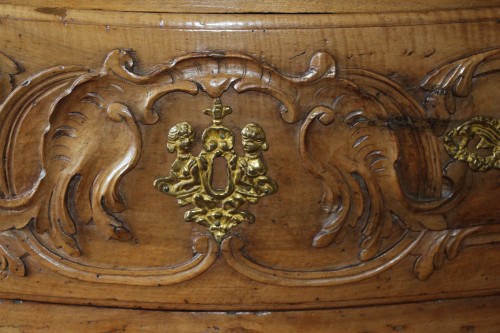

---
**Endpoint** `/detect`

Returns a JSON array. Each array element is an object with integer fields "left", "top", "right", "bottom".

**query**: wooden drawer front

[{"left": 0, "top": 4, "right": 498, "bottom": 311}]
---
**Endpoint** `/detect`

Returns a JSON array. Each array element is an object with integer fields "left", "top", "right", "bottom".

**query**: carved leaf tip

[
  {"left": 312, "top": 230, "right": 336, "bottom": 248},
  {"left": 0, "top": 243, "right": 26, "bottom": 279},
  {"left": 411, "top": 229, "right": 479, "bottom": 281},
  {"left": 293, "top": 52, "right": 337, "bottom": 84},
  {"left": 309, "top": 52, "right": 336, "bottom": 80},
  {"left": 102, "top": 49, "right": 135, "bottom": 77},
  {"left": 421, "top": 48, "right": 500, "bottom": 98}
]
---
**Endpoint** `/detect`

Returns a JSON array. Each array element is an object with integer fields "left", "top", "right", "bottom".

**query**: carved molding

[
  {"left": 0, "top": 48, "right": 498, "bottom": 286},
  {"left": 19, "top": 230, "right": 218, "bottom": 286},
  {"left": 222, "top": 232, "right": 424, "bottom": 287}
]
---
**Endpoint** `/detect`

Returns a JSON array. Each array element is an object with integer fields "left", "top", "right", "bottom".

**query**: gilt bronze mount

[
  {"left": 154, "top": 99, "right": 278, "bottom": 241},
  {"left": 444, "top": 116, "right": 499, "bottom": 172}
]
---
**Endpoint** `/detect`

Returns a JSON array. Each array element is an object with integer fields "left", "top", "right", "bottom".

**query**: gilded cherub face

[
  {"left": 178, "top": 135, "right": 194, "bottom": 150},
  {"left": 167, "top": 122, "right": 195, "bottom": 153},
  {"left": 241, "top": 123, "right": 268, "bottom": 153}
]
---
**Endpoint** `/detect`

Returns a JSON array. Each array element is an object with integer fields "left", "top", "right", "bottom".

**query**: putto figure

[
  {"left": 154, "top": 122, "right": 200, "bottom": 205},
  {"left": 154, "top": 99, "right": 278, "bottom": 241},
  {"left": 235, "top": 123, "right": 278, "bottom": 200}
]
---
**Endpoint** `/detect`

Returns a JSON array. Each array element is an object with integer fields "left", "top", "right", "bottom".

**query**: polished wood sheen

[
  {"left": 1, "top": 296, "right": 500, "bottom": 332},
  {"left": 0, "top": 1, "right": 499, "bottom": 331}
]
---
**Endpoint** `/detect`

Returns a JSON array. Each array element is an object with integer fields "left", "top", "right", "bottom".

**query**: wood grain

[
  {"left": 0, "top": 0, "right": 498, "bottom": 317},
  {"left": 0, "top": 296, "right": 499, "bottom": 333},
  {"left": 3, "top": 0, "right": 500, "bottom": 14}
]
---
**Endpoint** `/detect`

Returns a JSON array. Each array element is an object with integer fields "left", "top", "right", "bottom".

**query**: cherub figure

[
  {"left": 234, "top": 123, "right": 278, "bottom": 200},
  {"left": 154, "top": 122, "right": 200, "bottom": 204}
]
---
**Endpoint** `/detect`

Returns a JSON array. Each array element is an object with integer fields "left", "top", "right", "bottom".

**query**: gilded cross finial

[{"left": 203, "top": 98, "right": 232, "bottom": 125}]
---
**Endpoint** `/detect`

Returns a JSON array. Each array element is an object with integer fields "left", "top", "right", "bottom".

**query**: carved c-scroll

[
  {"left": 0, "top": 49, "right": 353, "bottom": 284},
  {"left": 0, "top": 48, "right": 497, "bottom": 286},
  {"left": 222, "top": 232, "right": 424, "bottom": 287},
  {"left": 18, "top": 230, "right": 217, "bottom": 286}
]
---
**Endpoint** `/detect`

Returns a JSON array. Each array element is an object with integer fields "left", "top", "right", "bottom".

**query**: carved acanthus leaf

[
  {"left": 413, "top": 227, "right": 482, "bottom": 280},
  {"left": 299, "top": 69, "right": 452, "bottom": 261},
  {"left": 0, "top": 48, "right": 497, "bottom": 287},
  {"left": 421, "top": 48, "right": 500, "bottom": 120},
  {"left": 0, "top": 231, "right": 26, "bottom": 279}
]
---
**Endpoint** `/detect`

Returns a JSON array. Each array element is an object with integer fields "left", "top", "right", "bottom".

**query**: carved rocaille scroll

[{"left": 0, "top": 48, "right": 498, "bottom": 285}]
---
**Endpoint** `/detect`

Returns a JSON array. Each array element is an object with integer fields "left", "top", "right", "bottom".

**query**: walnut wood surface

[
  {"left": 0, "top": 296, "right": 499, "bottom": 333},
  {"left": 0, "top": 2, "right": 499, "bottom": 323},
  {"left": 3, "top": 0, "right": 500, "bottom": 13}
]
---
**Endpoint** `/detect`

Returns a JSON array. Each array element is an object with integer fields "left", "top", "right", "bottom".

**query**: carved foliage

[
  {"left": 0, "top": 48, "right": 497, "bottom": 287},
  {"left": 421, "top": 48, "right": 500, "bottom": 123},
  {"left": 0, "top": 49, "right": 340, "bottom": 258},
  {"left": 0, "top": 231, "right": 26, "bottom": 279},
  {"left": 412, "top": 227, "right": 480, "bottom": 280},
  {"left": 0, "top": 49, "right": 345, "bottom": 285},
  {"left": 298, "top": 70, "right": 451, "bottom": 260}
]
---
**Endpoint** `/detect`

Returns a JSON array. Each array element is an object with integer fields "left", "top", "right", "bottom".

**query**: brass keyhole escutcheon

[{"left": 154, "top": 99, "right": 278, "bottom": 242}]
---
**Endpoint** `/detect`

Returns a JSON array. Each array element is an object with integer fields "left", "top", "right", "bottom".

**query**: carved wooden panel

[{"left": 0, "top": 3, "right": 499, "bottom": 312}]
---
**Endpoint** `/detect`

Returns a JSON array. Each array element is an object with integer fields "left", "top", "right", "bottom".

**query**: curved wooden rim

[
  {"left": 17, "top": 228, "right": 219, "bottom": 286},
  {"left": 0, "top": 5, "right": 499, "bottom": 30},
  {"left": 222, "top": 231, "right": 425, "bottom": 287}
]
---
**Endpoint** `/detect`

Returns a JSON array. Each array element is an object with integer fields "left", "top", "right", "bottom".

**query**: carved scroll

[
  {"left": 154, "top": 99, "right": 278, "bottom": 242},
  {"left": 222, "top": 232, "right": 424, "bottom": 287},
  {"left": 0, "top": 48, "right": 498, "bottom": 286},
  {"left": 19, "top": 230, "right": 217, "bottom": 286}
]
